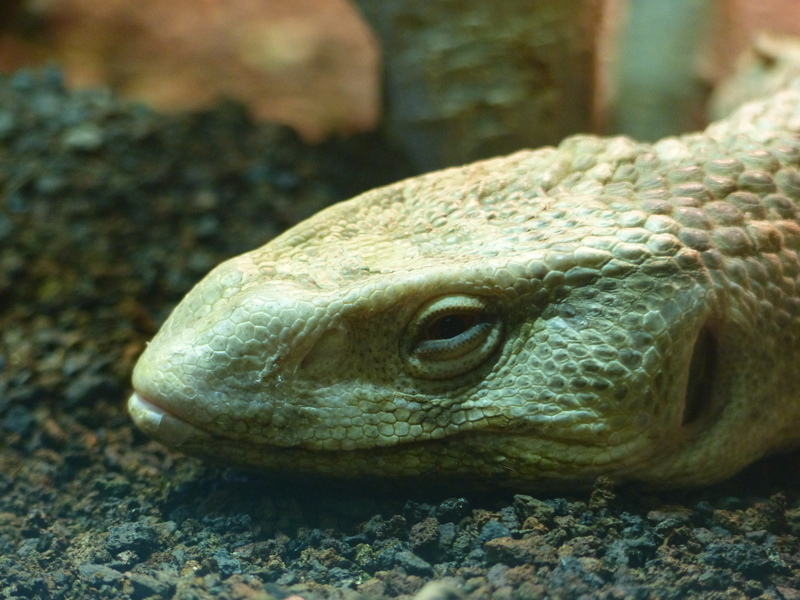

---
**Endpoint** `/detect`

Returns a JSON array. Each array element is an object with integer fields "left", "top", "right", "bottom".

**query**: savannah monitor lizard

[{"left": 129, "top": 81, "right": 800, "bottom": 489}]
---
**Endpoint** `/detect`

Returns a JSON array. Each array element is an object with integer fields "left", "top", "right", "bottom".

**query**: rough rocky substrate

[{"left": 2, "top": 69, "right": 800, "bottom": 600}]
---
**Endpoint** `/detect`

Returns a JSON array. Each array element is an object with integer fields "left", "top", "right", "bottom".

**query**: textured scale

[{"left": 130, "top": 83, "right": 800, "bottom": 489}]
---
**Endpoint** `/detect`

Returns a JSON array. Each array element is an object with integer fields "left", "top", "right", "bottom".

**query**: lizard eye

[
  {"left": 423, "top": 313, "right": 480, "bottom": 341},
  {"left": 404, "top": 295, "right": 503, "bottom": 379}
]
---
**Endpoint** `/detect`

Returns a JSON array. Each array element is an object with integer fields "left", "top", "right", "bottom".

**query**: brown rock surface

[{"left": 0, "top": 0, "right": 379, "bottom": 141}]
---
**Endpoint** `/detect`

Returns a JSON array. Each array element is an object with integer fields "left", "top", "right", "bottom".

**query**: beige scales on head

[{"left": 129, "top": 68, "right": 800, "bottom": 489}]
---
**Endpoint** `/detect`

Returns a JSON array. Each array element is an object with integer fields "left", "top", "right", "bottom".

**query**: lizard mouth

[{"left": 128, "top": 392, "right": 209, "bottom": 447}]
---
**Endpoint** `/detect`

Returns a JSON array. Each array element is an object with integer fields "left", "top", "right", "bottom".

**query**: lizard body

[{"left": 130, "top": 83, "right": 800, "bottom": 488}]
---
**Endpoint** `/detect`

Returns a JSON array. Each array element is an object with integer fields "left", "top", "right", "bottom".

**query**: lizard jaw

[{"left": 128, "top": 392, "right": 205, "bottom": 447}]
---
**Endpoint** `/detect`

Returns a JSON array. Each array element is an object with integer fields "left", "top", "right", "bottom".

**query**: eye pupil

[{"left": 426, "top": 314, "right": 477, "bottom": 340}]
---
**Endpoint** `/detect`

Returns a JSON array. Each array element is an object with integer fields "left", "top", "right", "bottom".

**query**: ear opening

[{"left": 682, "top": 325, "right": 718, "bottom": 427}]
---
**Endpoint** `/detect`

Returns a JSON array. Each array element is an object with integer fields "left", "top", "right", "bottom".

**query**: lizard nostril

[{"left": 682, "top": 326, "right": 718, "bottom": 427}]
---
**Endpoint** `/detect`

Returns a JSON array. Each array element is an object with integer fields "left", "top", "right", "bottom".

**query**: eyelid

[
  {"left": 403, "top": 295, "right": 504, "bottom": 380},
  {"left": 415, "top": 321, "right": 494, "bottom": 360}
]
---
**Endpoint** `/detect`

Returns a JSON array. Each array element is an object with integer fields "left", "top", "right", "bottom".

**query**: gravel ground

[{"left": 3, "top": 69, "right": 800, "bottom": 600}]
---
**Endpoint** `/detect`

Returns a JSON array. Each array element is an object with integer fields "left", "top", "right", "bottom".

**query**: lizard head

[{"left": 130, "top": 135, "right": 800, "bottom": 489}]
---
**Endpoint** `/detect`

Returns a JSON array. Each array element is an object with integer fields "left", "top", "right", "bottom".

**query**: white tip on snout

[{"left": 128, "top": 392, "right": 165, "bottom": 432}]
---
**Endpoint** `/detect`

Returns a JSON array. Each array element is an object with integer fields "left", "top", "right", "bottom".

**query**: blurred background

[{"left": 2, "top": 0, "right": 800, "bottom": 170}]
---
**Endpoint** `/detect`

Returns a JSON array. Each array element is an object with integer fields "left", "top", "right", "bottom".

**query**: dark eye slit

[{"left": 424, "top": 313, "right": 480, "bottom": 341}]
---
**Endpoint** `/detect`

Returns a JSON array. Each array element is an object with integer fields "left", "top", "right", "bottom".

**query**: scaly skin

[{"left": 129, "top": 83, "right": 800, "bottom": 489}]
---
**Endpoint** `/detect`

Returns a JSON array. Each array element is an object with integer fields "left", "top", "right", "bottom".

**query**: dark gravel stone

[
  {"left": 363, "top": 514, "right": 408, "bottom": 541},
  {"left": 212, "top": 548, "right": 243, "bottom": 577},
  {"left": 433, "top": 497, "right": 471, "bottom": 522},
  {"left": 700, "top": 541, "right": 778, "bottom": 579},
  {"left": 410, "top": 517, "right": 439, "bottom": 552},
  {"left": 2, "top": 404, "right": 34, "bottom": 434},
  {"left": 105, "top": 520, "right": 162, "bottom": 556},
  {"left": 77, "top": 563, "right": 123, "bottom": 584},
  {"left": 437, "top": 522, "right": 456, "bottom": 552},
  {"left": 126, "top": 572, "right": 174, "bottom": 599},
  {"left": 394, "top": 550, "right": 434, "bottom": 577},
  {"left": 484, "top": 534, "right": 558, "bottom": 568},
  {"left": 513, "top": 494, "right": 556, "bottom": 525},
  {"left": 547, "top": 556, "right": 605, "bottom": 595},
  {"left": 478, "top": 520, "right": 511, "bottom": 542}
]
